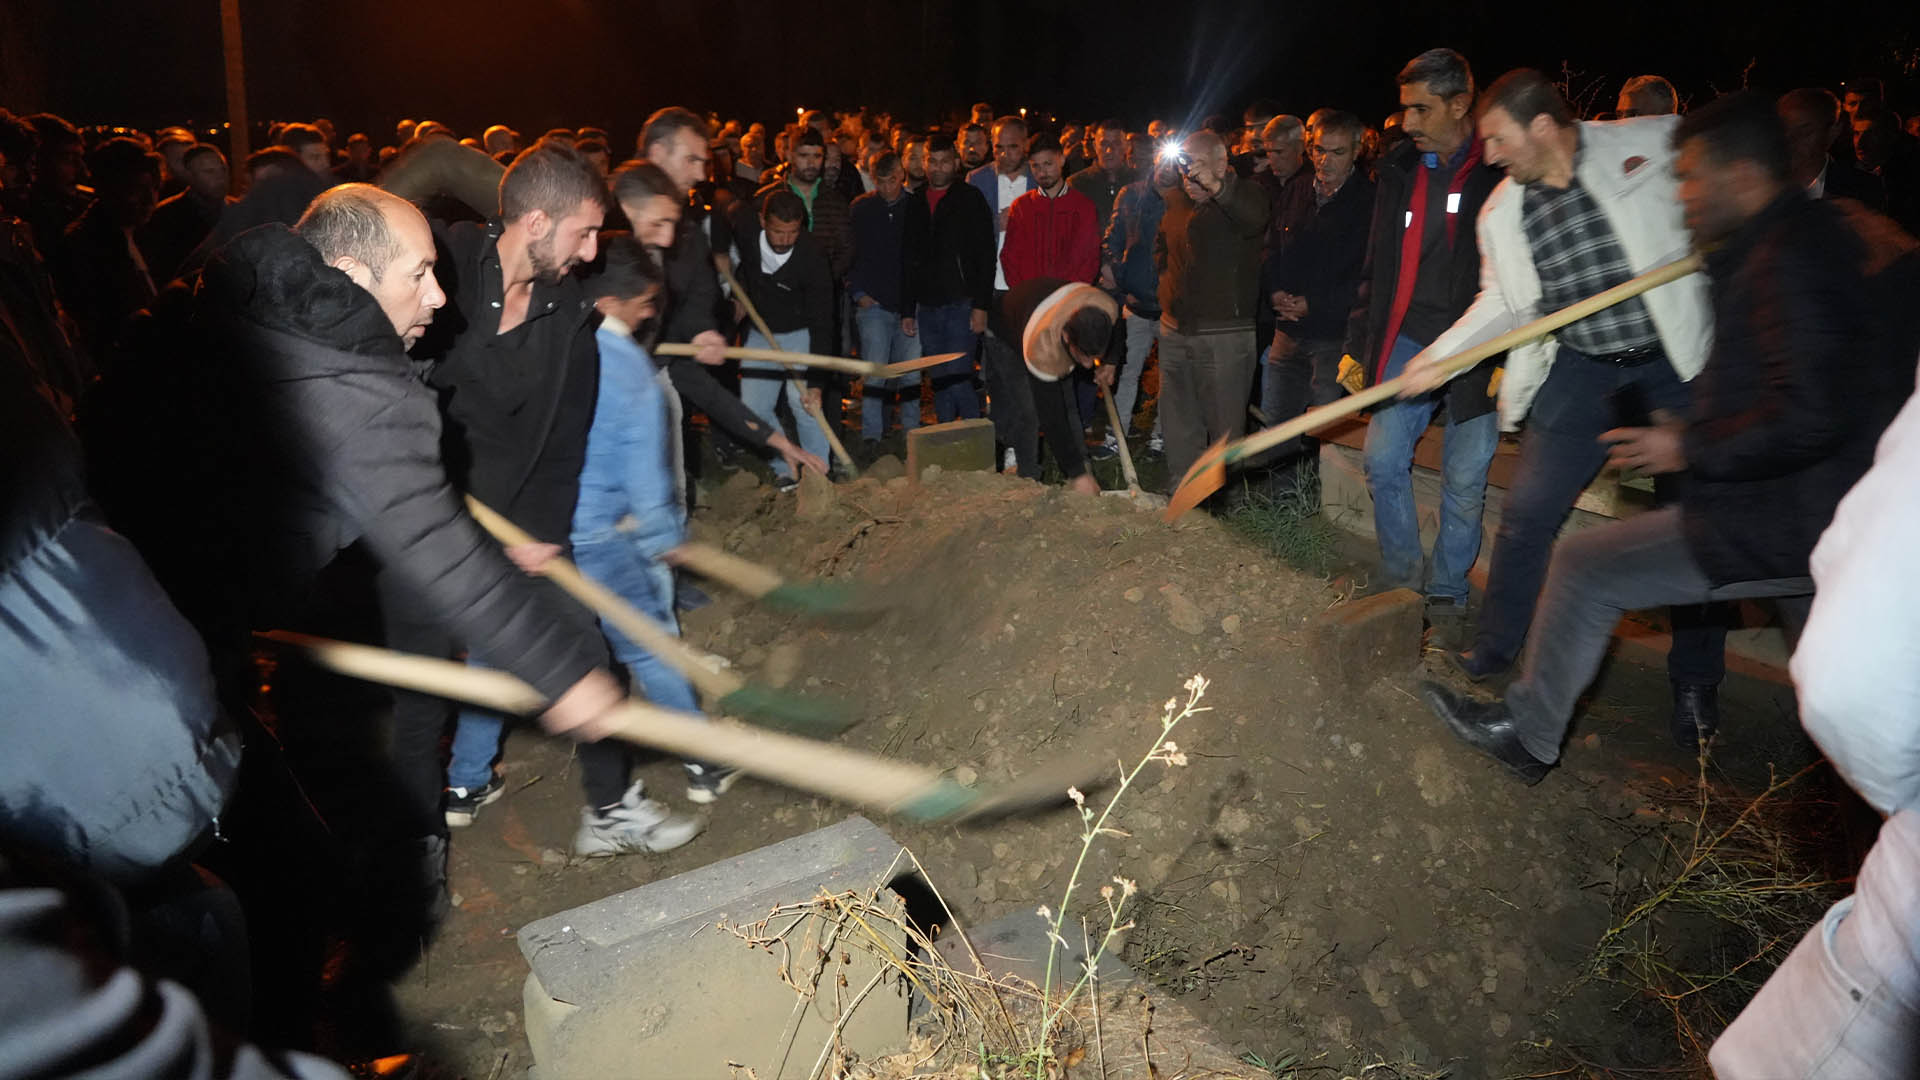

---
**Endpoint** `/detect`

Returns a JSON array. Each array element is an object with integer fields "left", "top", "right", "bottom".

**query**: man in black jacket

[
  {"left": 1258, "top": 110, "right": 1375, "bottom": 476},
  {"left": 88, "top": 184, "right": 622, "bottom": 737},
  {"left": 902, "top": 132, "right": 994, "bottom": 421},
  {"left": 379, "top": 141, "right": 696, "bottom": 856},
  {"left": 1345, "top": 48, "right": 1503, "bottom": 636},
  {"left": 82, "top": 184, "right": 632, "bottom": 951},
  {"left": 611, "top": 159, "right": 826, "bottom": 480},
  {"left": 731, "top": 189, "right": 836, "bottom": 491},
  {"left": 1418, "top": 93, "right": 1892, "bottom": 784}
]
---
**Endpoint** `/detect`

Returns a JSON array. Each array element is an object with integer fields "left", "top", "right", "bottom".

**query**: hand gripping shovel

[
  {"left": 718, "top": 262, "right": 861, "bottom": 479},
  {"left": 1163, "top": 253, "right": 1705, "bottom": 521},
  {"left": 465, "top": 496, "right": 852, "bottom": 736},
  {"left": 259, "top": 631, "right": 1098, "bottom": 823},
  {"left": 666, "top": 540, "right": 896, "bottom": 624}
]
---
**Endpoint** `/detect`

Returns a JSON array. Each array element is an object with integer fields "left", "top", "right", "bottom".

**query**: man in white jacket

[{"left": 1398, "top": 69, "right": 1724, "bottom": 745}]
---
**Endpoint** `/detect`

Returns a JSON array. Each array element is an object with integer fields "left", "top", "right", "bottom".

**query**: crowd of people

[{"left": 2, "top": 46, "right": 1919, "bottom": 1079}]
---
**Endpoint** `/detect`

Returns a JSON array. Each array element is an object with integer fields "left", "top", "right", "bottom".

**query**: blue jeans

[
  {"left": 1260, "top": 335, "right": 1345, "bottom": 462},
  {"left": 914, "top": 300, "right": 981, "bottom": 422},
  {"left": 856, "top": 304, "right": 921, "bottom": 438},
  {"left": 572, "top": 536, "right": 701, "bottom": 714},
  {"left": 445, "top": 681, "right": 504, "bottom": 792},
  {"left": 739, "top": 328, "right": 831, "bottom": 479},
  {"left": 1114, "top": 310, "right": 1161, "bottom": 439},
  {"left": 1362, "top": 334, "right": 1500, "bottom": 604}
]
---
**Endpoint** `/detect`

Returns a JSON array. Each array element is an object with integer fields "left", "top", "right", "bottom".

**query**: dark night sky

[{"left": 4, "top": 0, "right": 1917, "bottom": 148}]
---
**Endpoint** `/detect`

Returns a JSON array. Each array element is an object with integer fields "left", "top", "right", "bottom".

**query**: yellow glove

[
  {"left": 1487, "top": 367, "right": 1504, "bottom": 399},
  {"left": 1337, "top": 354, "right": 1366, "bottom": 395}
]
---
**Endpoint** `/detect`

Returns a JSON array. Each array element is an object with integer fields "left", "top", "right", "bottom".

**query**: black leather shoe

[
  {"left": 1444, "top": 645, "right": 1512, "bottom": 683},
  {"left": 1417, "top": 680, "right": 1552, "bottom": 785},
  {"left": 1670, "top": 682, "right": 1720, "bottom": 750}
]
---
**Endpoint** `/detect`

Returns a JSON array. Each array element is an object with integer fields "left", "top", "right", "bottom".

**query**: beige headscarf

[{"left": 1020, "top": 283, "right": 1120, "bottom": 381}]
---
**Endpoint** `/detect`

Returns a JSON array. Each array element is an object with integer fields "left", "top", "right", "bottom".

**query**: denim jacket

[
  {"left": 1103, "top": 178, "right": 1167, "bottom": 317},
  {"left": 571, "top": 317, "right": 684, "bottom": 558}
]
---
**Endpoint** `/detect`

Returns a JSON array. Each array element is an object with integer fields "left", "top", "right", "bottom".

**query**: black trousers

[{"left": 375, "top": 568, "right": 630, "bottom": 837}]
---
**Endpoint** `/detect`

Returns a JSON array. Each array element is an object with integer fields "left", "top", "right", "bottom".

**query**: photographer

[{"left": 1152, "top": 130, "right": 1271, "bottom": 490}]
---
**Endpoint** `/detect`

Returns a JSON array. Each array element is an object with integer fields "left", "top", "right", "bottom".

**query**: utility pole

[{"left": 220, "top": 0, "right": 249, "bottom": 186}]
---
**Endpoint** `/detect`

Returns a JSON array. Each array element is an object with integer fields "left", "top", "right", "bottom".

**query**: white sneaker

[
  {"left": 1002, "top": 447, "right": 1017, "bottom": 473},
  {"left": 573, "top": 782, "right": 703, "bottom": 857}
]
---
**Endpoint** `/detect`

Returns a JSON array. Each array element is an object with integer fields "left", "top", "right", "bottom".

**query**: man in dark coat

[{"left": 1417, "top": 93, "right": 1897, "bottom": 783}]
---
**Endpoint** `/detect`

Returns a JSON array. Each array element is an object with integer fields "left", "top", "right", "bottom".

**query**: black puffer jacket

[
  {"left": 1681, "top": 193, "right": 1887, "bottom": 585},
  {"left": 84, "top": 224, "right": 603, "bottom": 701},
  {"left": 3, "top": 316, "right": 238, "bottom": 885}
]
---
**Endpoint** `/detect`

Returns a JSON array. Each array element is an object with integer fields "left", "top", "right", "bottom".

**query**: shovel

[
  {"left": 666, "top": 541, "right": 896, "bottom": 623},
  {"left": 652, "top": 343, "right": 968, "bottom": 381},
  {"left": 1163, "top": 253, "right": 1705, "bottom": 521},
  {"left": 465, "top": 497, "right": 853, "bottom": 736},
  {"left": 259, "top": 630, "right": 1098, "bottom": 824},
  {"left": 718, "top": 262, "right": 861, "bottom": 480},
  {"left": 1097, "top": 383, "right": 1168, "bottom": 509}
]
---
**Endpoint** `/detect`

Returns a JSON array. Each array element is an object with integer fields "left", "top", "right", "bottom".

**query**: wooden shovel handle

[
  {"left": 1223, "top": 252, "right": 1705, "bottom": 467},
  {"left": 653, "top": 342, "right": 880, "bottom": 378},
  {"left": 462, "top": 497, "right": 746, "bottom": 701},
  {"left": 1100, "top": 385, "right": 1142, "bottom": 492},
  {"left": 667, "top": 541, "right": 786, "bottom": 600},
  {"left": 259, "top": 631, "right": 955, "bottom": 815},
  {"left": 717, "top": 261, "right": 860, "bottom": 479}
]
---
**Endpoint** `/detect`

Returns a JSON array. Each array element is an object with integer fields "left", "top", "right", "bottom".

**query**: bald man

[
  {"left": 86, "top": 184, "right": 629, "bottom": 919},
  {"left": 1154, "top": 129, "right": 1271, "bottom": 488}
]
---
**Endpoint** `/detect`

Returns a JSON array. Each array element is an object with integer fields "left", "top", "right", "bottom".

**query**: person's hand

[
  {"left": 1181, "top": 174, "right": 1211, "bottom": 203},
  {"left": 856, "top": 294, "right": 878, "bottom": 309},
  {"left": 539, "top": 668, "right": 626, "bottom": 741},
  {"left": 1284, "top": 296, "right": 1308, "bottom": 320},
  {"left": 1602, "top": 412, "right": 1687, "bottom": 474},
  {"left": 1099, "top": 264, "right": 1117, "bottom": 290},
  {"left": 1396, "top": 349, "right": 1449, "bottom": 398},
  {"left": 1068, "top": 472, "right": 1101, "bottom": 496},
  {"left": 1094, "top": 363, "right": 1116, "bottom": 390},
  {"left": 1270, "top": 289, "right": 1287, "bottom": 314},
  {"left": 969, "top": 308, "right": 989, "bottom": 335},
  {"left": 769, "top": 433, "right": 828, "bottom": 477},
  {"left": 505, "top": 542, "right": 561, "bottom": 574},
  {"left": 901, "top": 316, "right": 918, "bottom": 338},
  {"left": 802, "top": 386, "right": 823, "bottom": 411},
  {"left": 692, "top": 329, "right": 728, "bottom": 366}
]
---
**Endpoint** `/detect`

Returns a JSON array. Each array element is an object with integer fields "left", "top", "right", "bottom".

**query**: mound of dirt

[
  {"left": 389, "top": 464, "right": 1813, "bottom": 1078},
  {"left": 676, "top": 468, "right": 1632, "bottom": 1073}
]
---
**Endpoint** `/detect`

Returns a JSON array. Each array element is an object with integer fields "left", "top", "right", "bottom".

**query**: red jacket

[{"left": 1000, "top": 184, "right": 1100, "bottom": 289}]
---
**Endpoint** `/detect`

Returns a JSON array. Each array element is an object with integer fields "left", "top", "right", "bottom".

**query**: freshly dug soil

[{"left": 367, "top": 464, "right": 1821, "bottom": 1078}]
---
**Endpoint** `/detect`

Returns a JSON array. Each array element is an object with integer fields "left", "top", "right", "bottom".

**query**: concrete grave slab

[
  {"left": 906, "top": 418, "right": 996, "bottom": 482},
  {"left": 519, "top": 816, "right": 912, "bottom": 1079}
]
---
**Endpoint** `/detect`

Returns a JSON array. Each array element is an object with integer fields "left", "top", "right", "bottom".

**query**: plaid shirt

[{"left": 1520, "top": 166, "right": 1659, "bottom": 356}]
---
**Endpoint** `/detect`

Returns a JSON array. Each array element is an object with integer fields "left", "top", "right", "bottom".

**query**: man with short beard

[
  {"left": 959, "top": 123, "right": 992, "bottom": 172},
  {"left": 1395, "top": 68, "right": 1717, "bottom": 739},
  {"left": 379, "top": 139, "right": 699, "bottom": 856},
  {"left": 749, "top": 127, "right": 854, "bottom": 433},
  {"left": 141, "top": 144, "right": 230, "bottom": 283}
]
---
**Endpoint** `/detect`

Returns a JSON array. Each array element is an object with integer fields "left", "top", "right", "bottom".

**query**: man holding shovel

[
  {"left": 1002, "top": 277, "right": 1120, "bottom": 495},
  {"left": 1416, "top": 92, "right": 1885, "bottom": 782},
  {"left": 1396, "top": 69, "right": 1722, "bottom": 742}
]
